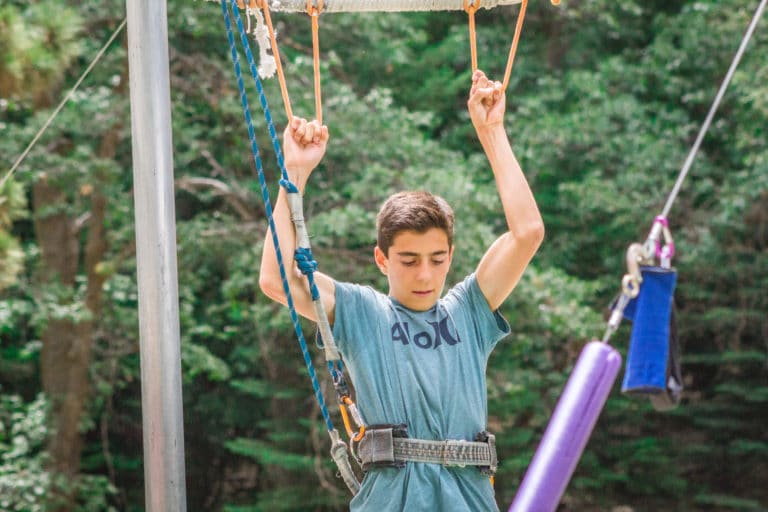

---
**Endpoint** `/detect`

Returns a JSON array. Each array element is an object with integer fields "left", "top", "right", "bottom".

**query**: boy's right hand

[
  {"left": 468, "top": 70, "right": 505, "bottom": 133},
  {"left": 283, "top": 116, "right": 329, "bottom": 189}
]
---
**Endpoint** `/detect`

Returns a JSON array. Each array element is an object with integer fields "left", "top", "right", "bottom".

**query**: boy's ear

[{"left": 374, "top": 246, "right": 388, "bottom": 275}]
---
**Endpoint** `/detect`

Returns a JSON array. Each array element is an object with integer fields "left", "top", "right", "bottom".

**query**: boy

[{"left": 259, "top": 70, "right": 544, "bottom": 511}]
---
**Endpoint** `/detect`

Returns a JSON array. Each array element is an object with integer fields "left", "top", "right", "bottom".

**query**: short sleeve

[
  {"left": 446, "top": 273, "right": 510, "bottom": 353},
  {"left": 331, "top": 280, "right": 381, "bottom": 359}
]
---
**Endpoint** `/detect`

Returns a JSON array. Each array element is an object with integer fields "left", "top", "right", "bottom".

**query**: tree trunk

[
  {"left": 33, "top": 158, "right": 112, "bottom": 511},
  {"left": 33, "top": 177, "right": 83, "bottom": 508}
]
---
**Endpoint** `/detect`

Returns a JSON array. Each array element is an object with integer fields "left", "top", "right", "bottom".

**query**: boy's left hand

[{"left": 468, "top": 70, "right": 505, "bottom": 131}]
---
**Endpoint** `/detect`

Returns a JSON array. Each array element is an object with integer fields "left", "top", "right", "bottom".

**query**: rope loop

[
  {"left": 306, "top": 0, "right": 324, "bottom": 16},
  {"left": 279, "top": 177, "right": 300, "bottom": 193},
  {"left": 294, "top": 247, "right": 319, "bottom": 275},
  {"left": 463, "top": 0, "right": 528, "bottom": 91},
  {"left": 463, "top": 0, "right": 480, "bottom": 16}
]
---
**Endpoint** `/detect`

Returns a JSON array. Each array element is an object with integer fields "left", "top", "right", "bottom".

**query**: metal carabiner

[
  {"left": 622, "top": 243, "right": 646, "bottom": 298},
  {"left": 644, "top": 216, "right": 675, "bottom": 268}
]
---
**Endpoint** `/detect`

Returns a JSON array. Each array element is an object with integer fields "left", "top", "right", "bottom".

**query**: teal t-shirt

[{"left": 332, "top": 273, "right": 511, "bottom": 512}]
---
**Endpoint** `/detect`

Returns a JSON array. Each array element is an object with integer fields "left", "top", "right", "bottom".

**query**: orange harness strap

[{"left": 464, "top": 0, "right": 529, "bottom": 91}]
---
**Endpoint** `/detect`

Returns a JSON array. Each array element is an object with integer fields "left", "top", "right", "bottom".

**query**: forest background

[{"left": 0, "top": 0, "right": 766, "bottom": 510}]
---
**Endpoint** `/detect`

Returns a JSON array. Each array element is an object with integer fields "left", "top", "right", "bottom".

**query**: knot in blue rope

[
  {"left": 295, "top": 247, "right": 318, "bottom": 275},
  {"left": 280, "top": 178, "right": 300, "bottom": 194}
]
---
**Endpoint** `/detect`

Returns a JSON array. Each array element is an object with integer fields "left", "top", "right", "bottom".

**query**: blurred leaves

[{"left": 0, "top": 0, "right": 766, "bottom": 510}]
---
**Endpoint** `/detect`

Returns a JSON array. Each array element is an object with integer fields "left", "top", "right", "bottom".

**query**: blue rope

[
  {"left": 294, "top": 247, "right": 321, "bottom": 300},
  {"left": 221, "top": 0, "right": 334, "bottom": 432}
]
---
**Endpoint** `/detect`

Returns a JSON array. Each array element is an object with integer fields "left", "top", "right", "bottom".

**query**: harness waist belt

[{"left": 356, "top": 424, "right": 497, "bottom": 476}]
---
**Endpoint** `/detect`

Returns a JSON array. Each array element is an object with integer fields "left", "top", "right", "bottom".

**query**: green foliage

[
  {"left": 0, "top": 0, "right": 766, "bottom": 510},
  {"left": 0, "top": 1, "right": 83, "bottom": 105},
  {"left": 0, "top": 174, "right": 27, "bottom": 291},
  {"left": 0, "top": 393, "right": 49, "bottom": 512}
]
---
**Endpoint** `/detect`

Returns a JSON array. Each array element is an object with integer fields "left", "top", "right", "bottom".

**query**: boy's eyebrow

[{"left": 395, "top": 250, "right": 449, "bottom": 257}]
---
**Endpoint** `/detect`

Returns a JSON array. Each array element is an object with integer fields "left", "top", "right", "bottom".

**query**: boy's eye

[
  {"left": 432, "top": 259, "right": 445, "bottom": 266},
  {"left": 402, "top": 260, "right": 416, "bottom": 267}
]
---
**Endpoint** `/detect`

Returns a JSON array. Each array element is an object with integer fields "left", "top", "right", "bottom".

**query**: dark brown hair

[{"left": 376, "top": 191, "right": 454, "bottom": 256}]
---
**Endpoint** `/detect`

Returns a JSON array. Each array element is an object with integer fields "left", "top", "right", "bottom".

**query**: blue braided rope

[
  {"left": 221, "top": 0, "right": 334, "bottom": 432},
  {"left": 294, "top": 247, "right": 321, "bottom": 300}
]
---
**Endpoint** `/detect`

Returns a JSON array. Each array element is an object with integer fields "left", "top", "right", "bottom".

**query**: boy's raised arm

[
  {"left": 469, "top": 70, "right": 545, "bottom": 311},
  {"left": 258, "top": 117, "right": 337, "bottom": 324}
]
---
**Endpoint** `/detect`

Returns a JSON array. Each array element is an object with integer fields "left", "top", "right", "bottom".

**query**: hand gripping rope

[
  {"left": 462, "top": 0, "right": 560, "bottom": 92},
  {"left": 220, "top": 0, "right": 362, "bottom": 494}
]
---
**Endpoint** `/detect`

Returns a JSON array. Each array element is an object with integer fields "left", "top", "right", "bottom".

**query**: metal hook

[
  {"left": 622, "top": 243, "right": 645, "bottom": 298},
  {"left": 644, "top": 216, "right": 675, "bottom": 268}
]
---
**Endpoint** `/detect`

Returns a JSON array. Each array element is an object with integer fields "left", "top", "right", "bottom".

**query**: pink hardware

[{"left": 653, "top": 216, "right": 675, "bottom": 262}]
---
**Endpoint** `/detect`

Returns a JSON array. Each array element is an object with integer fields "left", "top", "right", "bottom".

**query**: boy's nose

[{"left": 416, "top": 262, "right": 432, "bottom": 281}]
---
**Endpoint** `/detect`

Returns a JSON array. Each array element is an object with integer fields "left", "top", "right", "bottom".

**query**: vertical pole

[{"left": 125, "top": 0, "right": 188, "bottom": 510}]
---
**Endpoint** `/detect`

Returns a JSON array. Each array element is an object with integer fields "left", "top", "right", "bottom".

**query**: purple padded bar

[{"left": 509, "top": 341, "right": 622, "bottom": 512}]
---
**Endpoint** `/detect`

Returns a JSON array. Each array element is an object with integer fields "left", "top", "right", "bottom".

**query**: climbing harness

[{"left": 355, "top": 424, "right": 499, "bottom": 475}]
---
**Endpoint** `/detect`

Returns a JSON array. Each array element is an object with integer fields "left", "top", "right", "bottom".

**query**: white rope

[
  {"left": 1, "top": 18, "right": 127, "bottom": 190},
  {"left": 247, "top": 6, "right": 277, "bottom": 78},
  {"left": 206, "top": 0, "right": 522, "bottom": 13}
]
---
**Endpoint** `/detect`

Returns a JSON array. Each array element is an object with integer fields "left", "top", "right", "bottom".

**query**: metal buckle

[
  {"left": 357, "top": 424, "right": 407, "bottom": 471},
  {"left": 475, "top": 431, "right": 498, "bottom": 476}
]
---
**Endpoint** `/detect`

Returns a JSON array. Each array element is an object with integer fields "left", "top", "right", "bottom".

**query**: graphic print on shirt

[{"left": 391, "top": 315, "right": 461, "bottom": 350}]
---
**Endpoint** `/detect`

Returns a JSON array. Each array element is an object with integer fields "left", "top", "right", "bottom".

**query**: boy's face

[{"left": 374, "top": 228, "right": 454, "bottom": 311}]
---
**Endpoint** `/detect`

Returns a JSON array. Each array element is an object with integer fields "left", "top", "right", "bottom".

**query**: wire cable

[
  {"left": 1, "top": 18, "right": 127, "bottom": 190},
  {"left": 661, "top": 0, "right": 767, "bottom": 218}
]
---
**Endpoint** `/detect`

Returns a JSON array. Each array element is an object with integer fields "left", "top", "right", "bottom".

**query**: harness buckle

[
  {"left": 356, "top": 424, "right": 408, "bottom": 471},
  {"left": 475, "top": 430, "right": 498, "bottom": 476}
]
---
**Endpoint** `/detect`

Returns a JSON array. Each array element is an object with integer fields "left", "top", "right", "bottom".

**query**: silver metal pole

[{"left": 126, "top": 0, "right": 188, "bottom": 510}]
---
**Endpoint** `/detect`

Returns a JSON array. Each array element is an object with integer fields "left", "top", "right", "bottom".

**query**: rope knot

[
  {"left": 279, "top": 178, "right": 299, "bottom": 193},
  {"left": 294, "top": 247, "right": 318, "bottom": 275}
]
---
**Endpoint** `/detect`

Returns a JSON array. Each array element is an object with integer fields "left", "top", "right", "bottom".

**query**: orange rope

[
  {"left": 307, "top": 0, "right": 324, "bottom": 124},
  {"left": 257, "top": 0, "right": 294, "bottom": 121},
  {"left": 464, "top": 0, "right": 529, "bottom": 91},
  {"left": 464, "top": 0, "right": 478, "bottom": 73},
  {"left": 502, "top": 0, "right": 528, "bottom": 91}
]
